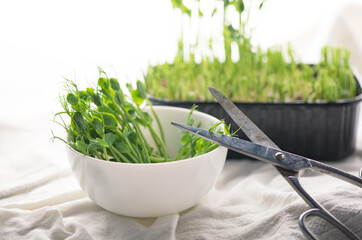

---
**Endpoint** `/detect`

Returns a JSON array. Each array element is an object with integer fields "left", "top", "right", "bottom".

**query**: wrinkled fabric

[{"left": 0, "top": 124, "right": 361, "bottom": 240}]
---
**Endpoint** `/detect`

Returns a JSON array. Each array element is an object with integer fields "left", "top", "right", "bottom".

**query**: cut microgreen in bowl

[
  {"left": 64, "top": 103, "right": 229, "bottom": 217},
  {"left": 53, "top": 69, "right": 230, "bottom": 163},
  {"left": 174, "top": 105, "right": 233, "bottom": 160}
]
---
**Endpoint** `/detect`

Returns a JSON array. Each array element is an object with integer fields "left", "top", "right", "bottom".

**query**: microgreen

[
  {"left": 174, "top": 105, "right": 233, "bottom": 160},
  {"left": 143, "top": 0, "right": 356, "bottom": 103},
  {"left": 54, "top": 70, "right": 227, "bottom": 163}
]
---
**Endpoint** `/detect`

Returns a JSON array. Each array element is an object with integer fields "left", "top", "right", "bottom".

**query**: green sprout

[
  {"left": 143, "top": 0, "right": 356, "bottom": 103},
  {"left": 53, "top": 69, "right": 228, "bottom": 163}
]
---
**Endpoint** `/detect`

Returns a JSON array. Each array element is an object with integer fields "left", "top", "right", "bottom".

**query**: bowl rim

[{"left": 66, "top": 105, "right": 227, "bottom": 167}]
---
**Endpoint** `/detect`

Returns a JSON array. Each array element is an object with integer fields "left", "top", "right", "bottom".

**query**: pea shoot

[
  {"left": 174, "top": 105, "right": 233, "bottom": 160},
  {"left": 144, "top": 0, "right": 356, "bottom": 103},
  {"left": 53, "top": 69, "right": 227, "bottom": 163}
]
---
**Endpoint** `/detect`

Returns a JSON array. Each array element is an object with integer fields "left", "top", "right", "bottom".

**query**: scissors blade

[
  {"left": 171, "top": 122, "right": 310, "bottom": 172},
  {"left": 208, "top": 87, "right": 299, "bottom": 177},
  {"left": 208, "top": 87, "right": 279, "bottom": 149}
]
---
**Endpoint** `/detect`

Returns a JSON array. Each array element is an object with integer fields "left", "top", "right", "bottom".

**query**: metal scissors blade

[
  {"left": 171, "top": 122, "right": 362, "bottom": 187},
  {"left": 170, "top": 122, "right": 310, "bottom": 172},
  {"left": 207, "top": 87, "right": 362, "bottom": 187},
  {"left": 208, "top": 87, "right": 301, "bottom": 178},
  {"left": 208, "top": 87, "right": 279, "bottom": 149}
]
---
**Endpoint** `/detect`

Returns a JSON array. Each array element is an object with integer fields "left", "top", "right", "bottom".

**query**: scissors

[{"left": 171, "top": 87, "right": 362, "bottom": 240}]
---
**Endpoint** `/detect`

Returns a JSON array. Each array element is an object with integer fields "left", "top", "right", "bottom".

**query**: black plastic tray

[{"left": 149, "top": 73, "right": 362, "bottom": 161}]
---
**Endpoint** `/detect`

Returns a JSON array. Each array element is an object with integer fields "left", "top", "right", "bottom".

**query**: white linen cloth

[
  {"left": 1, "top": 1, "right": 362, "bottom": 239},
  {"left": 0, "top": 110, "right": 361, "bottom": 240}
]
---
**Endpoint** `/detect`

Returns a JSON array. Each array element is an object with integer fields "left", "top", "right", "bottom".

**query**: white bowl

[{"left": 66, "top": 106, "right": 228, "bottom": 218}]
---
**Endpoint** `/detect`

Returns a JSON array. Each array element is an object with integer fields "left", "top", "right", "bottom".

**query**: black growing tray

[{"left": 149, "top": 73, "right": 362, "bottom": 161}]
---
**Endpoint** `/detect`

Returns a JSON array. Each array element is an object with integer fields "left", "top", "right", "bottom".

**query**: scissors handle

[
  {"left": 206, "top": 87, "right": 362, "bottom": 240},
  {"left": 299, "top": 208, "right": 360, "bottom": 240},
  {"left": 309, "top": 160, "right": 362, "bottom": 188},
  {"left": 282, "top": 174, "right": 360, "bottom": 240},
  {"left": 282, "top": 162, "right": 361, "bottom": 240}
]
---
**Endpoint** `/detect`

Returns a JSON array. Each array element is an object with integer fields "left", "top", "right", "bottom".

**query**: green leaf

[
  {"left": 86, "top": 87, "right": 94, "bottom": 95},
  {"left": 72, "top": 111, "right": 86, "bottom": 133},
  {"left": 181, "top": 134, "right": 191, "bottom": 144},
  {"left": 92, "top": 117, "right": 103, "bottom": 136},
  {"left": 136, "top": 112, "right": 153, "bottom": 126},
  {"left": 171, "top": 0, "right": 182, "bottom": 9},
  {"left": 211, "top": 8, "right": 217, "bottom": 17},
  {"left": 128, "top": 132, "right": 137, "bottom": 143},
  {"left": 98, "top": 106, "right": 114, "bottom": 114},
  {"left": 234, "top": 0, "right": 244, "bottom": 13},
  {"left": 96, "top": 138, "right": 109, "bottom": 147},
  {"left": 115, "top": 91, "right": 124, "bottom": 106},
  {"left": 124, "top": 102, "right": 135, "bottom": 111},
  {"left": 105, "top": 133, "right": 116, "bottom": 145},
  {"left": 87, "top": 88, "right": 102, "bottom": 106},
  {"left": 66, "top": 93, "right": 79, "bottom": 106},
  {"left": 76, "top": 140, "right": 88, "bottom": 154},
  {"left": 102, "top": 112, "right": 118, "bottom": 128},
  {"left": 115, "top": 142, "right": 130, "bottom": 153},
  {"left": 126, "top": 82, "right": 133, "bottom": 92},
  {"left": 122, "top": 126, "right": 131, "bottom": 138},
  {"left": 137, "top": 80, "right": 147, "bottom": 99},
  {"left": 259, "top": 1, "right": 264, "bottom": 10},
  {"left": 180, "top": 4, "right": 191, "bottom": 16},
  {"left": 143, "top": 112, "right": 152, "bottom": 125},
  {"left": 131, "top": 90, "right": 144, "bottom": 106},
  {"left": 92, "top": 94, "right": 102, "bottom": 106},
  {"left": 88, "top": 143, "right": 102, "bottom": 153},
  {"left": 89, "top": 127, "right": 101, "bottom": 139},
  {"left": 98, "top": 77, "right": 109, "bottom": 90},
  {"left": 181, "top": 146, "right": 189, "bottom": 155},
  {"left": 127, "top": 106, "right": 136, "bottom": 120},
  {"left": 110, "top": 78, "right": 120, "bottom": 90},
  {"left": 198, "top": 9, "right": 203, "bottom": 17},
  {"left": 136, "top": 117, "right": 146, "bottom": 126},
  {"left": 107, "top": 103, "right": 121, "bottom": 114},
  {"left": 70, "top": 120, "right": 78, "bottom": 134},
  {"left": 195, "top": 139, "right": 204, "bottom": 153},
  {"left": 78, "top": 91, "right": 89, "bottom": 100}
]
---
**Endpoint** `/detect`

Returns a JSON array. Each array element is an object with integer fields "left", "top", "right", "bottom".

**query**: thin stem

[
  {"left": 103, "top": 147, "right": 109, "bottom": 161},
  {"left": 109, "top": 145, "right": 133, "bottom": 163}
]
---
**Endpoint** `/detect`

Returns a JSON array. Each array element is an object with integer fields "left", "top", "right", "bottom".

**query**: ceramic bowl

[{"left": 66, "top": 106, "right": 228, "bottom": 217}]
